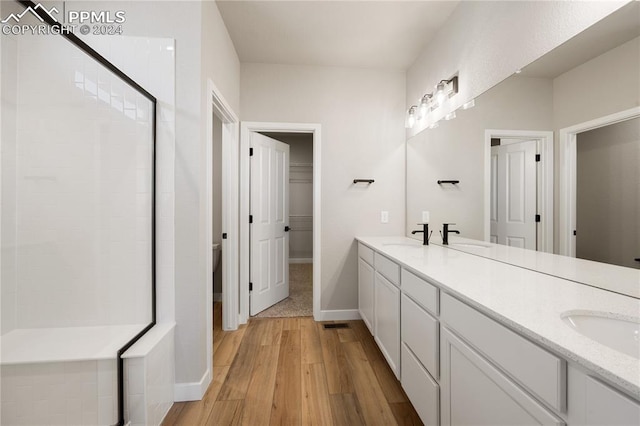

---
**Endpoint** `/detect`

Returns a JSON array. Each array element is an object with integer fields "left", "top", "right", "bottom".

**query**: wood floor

[{"left": 162, "top": 303, "right": 422, "bottom": 425}]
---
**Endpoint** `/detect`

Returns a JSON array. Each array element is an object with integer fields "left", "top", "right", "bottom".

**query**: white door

[
  {"left": 250, "top": 133, "right": 290, "bottom": 315},
  {"left": 490, "top": 140, "right": 537, "bottom": 249}
]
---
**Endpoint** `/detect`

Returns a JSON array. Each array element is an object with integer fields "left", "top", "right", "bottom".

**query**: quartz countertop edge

[{"left": 355, "top": 236, "right": 640, "bottom": 399}]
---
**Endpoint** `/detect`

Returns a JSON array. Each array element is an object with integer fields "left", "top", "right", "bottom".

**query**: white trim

[
  {"left": 173, "top": 368, "right": 211, "bottom": 402},
  {"left": 558, "top": 107, "right": 640, "bottom": 257},
  {"left": 484, "top": 129, "right": 554, "bottom": 253},
  {"left": 240, "top": 122, "right": 322, "bottom": 324},
  {"left": 206, "top": 79, "right": 240, "bottom": 380},
  {"left": 317, "top": 309, "right": 362, "bottom": 321},
  {"left": 289, "top": 258, "right": 313, "bottom": 264}
]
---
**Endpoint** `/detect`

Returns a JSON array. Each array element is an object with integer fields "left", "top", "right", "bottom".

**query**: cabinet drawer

[
  {"left": 358, "top": 243, "right": 374, "bottom": 266},
  {"left": 401, "top": 268, "right": 439, "bottom": 315},
  {"left": 401, "top": 343, "right": 439, "bottom": 426},
  {"left": 441, "top": 293, "right": 566, "bottom": 412},
  {"left": 374, "top": 252, "right": 400, "bottom": 286},
  {"left": 401, "top": 294, "right": 439, "bottom": 379}
]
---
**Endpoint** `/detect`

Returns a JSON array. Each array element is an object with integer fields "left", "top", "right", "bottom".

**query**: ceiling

[{"left": 216, "top": 1, "right": 460, "bottom": 70}]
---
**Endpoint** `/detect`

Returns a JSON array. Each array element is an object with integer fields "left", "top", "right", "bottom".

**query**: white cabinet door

[
  {"left": 374, "top": 272, "right": 401, "bottom": 378},
  {"left": 402, "top": 343, "right": 439, "bottom": 426},
  {"left": 358, "top": 258, "right": 375, "bottom": 334},
  {"left": 441, "top": 327, "right": 564, "bottom": 426},
  {"left": 568, "top": 365, "right": 640, "bottom": 426}
]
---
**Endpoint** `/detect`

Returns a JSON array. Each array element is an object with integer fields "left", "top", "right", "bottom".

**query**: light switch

[{"left": 381, "top": 211, "right": 389, "bottom": 223}]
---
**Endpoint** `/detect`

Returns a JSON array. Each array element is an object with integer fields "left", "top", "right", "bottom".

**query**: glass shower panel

[{"left": 1, "top": 2, "right": 154, "bottom": 424}]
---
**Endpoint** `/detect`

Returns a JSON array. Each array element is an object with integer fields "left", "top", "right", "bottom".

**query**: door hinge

[
  {"left": 250, "top": 147, "right": 254, "bottom": 156},
  {"left": 573, "top": 230, "right": 577, "bottom": 236},
  {"left": 249, "top": 282, "right": 253, "bottom": 291},
  {"left": 222, "top": 233, "right": 227, "bottom": 240},
  {"left": 535, "top": 214, "right": 541, "bottom": 222},
  {"left": 249, "top": 215, "right": 253, "bottom": 224},
  {"left": 535, "top": 154, "right": 541, "bottom": 162}
]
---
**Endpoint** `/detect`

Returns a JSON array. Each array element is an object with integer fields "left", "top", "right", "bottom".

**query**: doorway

[
  {"left": 484, "top": 129, "right": 554, "bottom": 252},
  {"left": 559, "top": 107, "right": 640, "bottom": 267},
  {"left": 253, "top": 132, "right": 314, "bottom": 318},
  {"left": 240, "top": 123, "right": 322, "bottom": 324}
]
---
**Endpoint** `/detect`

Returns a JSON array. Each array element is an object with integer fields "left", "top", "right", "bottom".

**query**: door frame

[
  {"left": 240, "top": 122, "right": 322, "bottom": 324},
  {"left": 484, "top": 129, "right": 554, "bottom": 253},
  {"left": 206, "top": 79, "right": 239, "bottom": 346},
  {"left": 558, "top": 106, "right": 640, "bottom": 257}
]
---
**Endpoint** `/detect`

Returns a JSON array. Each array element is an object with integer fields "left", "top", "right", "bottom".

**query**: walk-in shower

[{"left": 1, "top": 1, "right": 156, "bottom": 424}]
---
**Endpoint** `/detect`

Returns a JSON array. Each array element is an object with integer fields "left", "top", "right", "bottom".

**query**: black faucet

[
  {"left": 441, "top": 223, "right": 460, "bottom": 245},
  {"left": 411, "top": 223, "right": 432, "bottom": 245}
]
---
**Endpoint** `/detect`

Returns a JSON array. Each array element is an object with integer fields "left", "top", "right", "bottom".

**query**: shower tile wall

[{"left": 2, "top": 32, "right": 154, "bottom": 329}]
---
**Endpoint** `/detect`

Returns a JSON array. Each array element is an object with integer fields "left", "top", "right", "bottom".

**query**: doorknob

[
  {"left": 635, "top": 258, "right": 640, "bottom": 262},
  {"left": 284, "top": 226, "right": 290, "bottom": 232}
]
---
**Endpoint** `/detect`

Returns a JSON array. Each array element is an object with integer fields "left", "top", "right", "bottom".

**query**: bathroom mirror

[{"left": 406, "top": 2, "right": 640, "bottom": 297}]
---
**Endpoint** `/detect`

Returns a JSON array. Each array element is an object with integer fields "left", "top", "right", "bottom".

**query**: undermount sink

[
  {"left": 451, "top": 242, "right": 491, "bottom": 249},
  {"left": 562, "top": 311, "right": 640, "bottom": 359}
]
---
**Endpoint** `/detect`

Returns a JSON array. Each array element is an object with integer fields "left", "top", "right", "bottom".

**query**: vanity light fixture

[
  {"left": 406, "top": 75, "right": 458, "bottom": 129},
  {"left": 406, "top": 105, "right": 417, "bottom": 128}
]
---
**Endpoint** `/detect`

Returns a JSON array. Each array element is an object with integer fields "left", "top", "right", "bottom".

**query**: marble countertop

[{"left": 356, "top": 236, "right": 640, "bottom": 399}]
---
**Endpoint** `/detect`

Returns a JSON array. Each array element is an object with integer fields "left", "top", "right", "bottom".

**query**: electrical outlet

[{"left": 381, "top": 211, "right": 389, "bottom": 223}]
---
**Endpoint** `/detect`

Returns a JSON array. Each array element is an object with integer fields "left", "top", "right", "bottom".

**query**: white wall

[
  {"left": 406, "top": 1, "right": 627, "bottom": 137},
  {"left": 241, "top": 63, "right": 405, "bottom": 311},
  {"left": 406, "top": 76, "right": 553, "bottom": 240}
]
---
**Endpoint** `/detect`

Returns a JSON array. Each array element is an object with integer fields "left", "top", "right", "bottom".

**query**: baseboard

[
  {"left": 289, "top": 258, "right": 312, "bottom": 264},
  {"left": 174, "top": 369, "right": 211, "bottom": 402},
  {"left": 213, "top": 292, "right": 222, "bottom": 302},
  {"left": 316, "top": 309, "right": 361, "bottom": 321}
]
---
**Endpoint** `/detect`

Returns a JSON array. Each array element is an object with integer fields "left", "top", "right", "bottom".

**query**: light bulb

[
  {"left": 435, "top": 81, "right": 447, "bottom": 104},
  {"left": 418, "top": 95, "right": 430, "bottom": 120},
  {"left": 406, "top": 106, "right": 417, "bottom": 129},
  {"left": 444, "top": 111, "right": 456, "bottom": 121}
]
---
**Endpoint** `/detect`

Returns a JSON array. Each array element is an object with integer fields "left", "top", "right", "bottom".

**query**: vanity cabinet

[
  {"left": 440, "top": 327, "right": 565, "bottom": 426},
  {"left": 373, "top": 252, "right": 401, "bottom": 378},
  {"left": 358, "top": 243, "right": 375, "bottom": 333}
]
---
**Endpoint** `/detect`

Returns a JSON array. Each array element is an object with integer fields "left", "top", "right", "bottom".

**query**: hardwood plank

[
  {"left": 302, "top": 363, "right": 334, "bottom": 425},
  {"left": 207, "top": 366, "right": 230, "bottom": 402},
  {"left": 168, "top": 399, "right": 212, "bottom": 425},
  {"left": 161, "top": 402, "right": 186, "bottom": 426},
  {"left": 301, "top": 317, "right": 323, "bottom": 364},
  {"left": 240, "top": 344, "right": 280, "bottom": 426},
  {"left": 337, "top": 327, "right": 358, "bottom": 343},
  {"left": 283, "top": 317, "right": 301, "bottom": 330},
  {"left": 208, "top": 400, "right": 243, "bottom": 426},
  {"left": 350, "top": 320, "right": 407, "bottom": 403},
  {"left": 329, "top": 393, "right": 366, "bottom": 426},
  {"left": 317, "top": 323, "right": 353, "bottom": 394},
  {"left": 214, "top": 327, "right": 246, "bottom": 367},
  {"left": 343, "top": 341, "right": 398, "bottom": 426},
  {"left": 270, "top": 330, "right": 302, "bottom": 426},
  {"left": 389, "top": 402, "right": 424, "bottom": 426},
  {"left": 217, "top": 319, "right": 266, "bottom": 400},
  {"left": 260, "top": 318, "right": 283, "bottom": 346}
]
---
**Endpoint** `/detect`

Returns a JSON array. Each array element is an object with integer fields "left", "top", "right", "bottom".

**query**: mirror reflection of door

[
  {"left": 490, "top": 138, "right": 537, "bottom": 249},
  {"left": 576, "top": 117, "right": 640, "bottom": 269}
]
